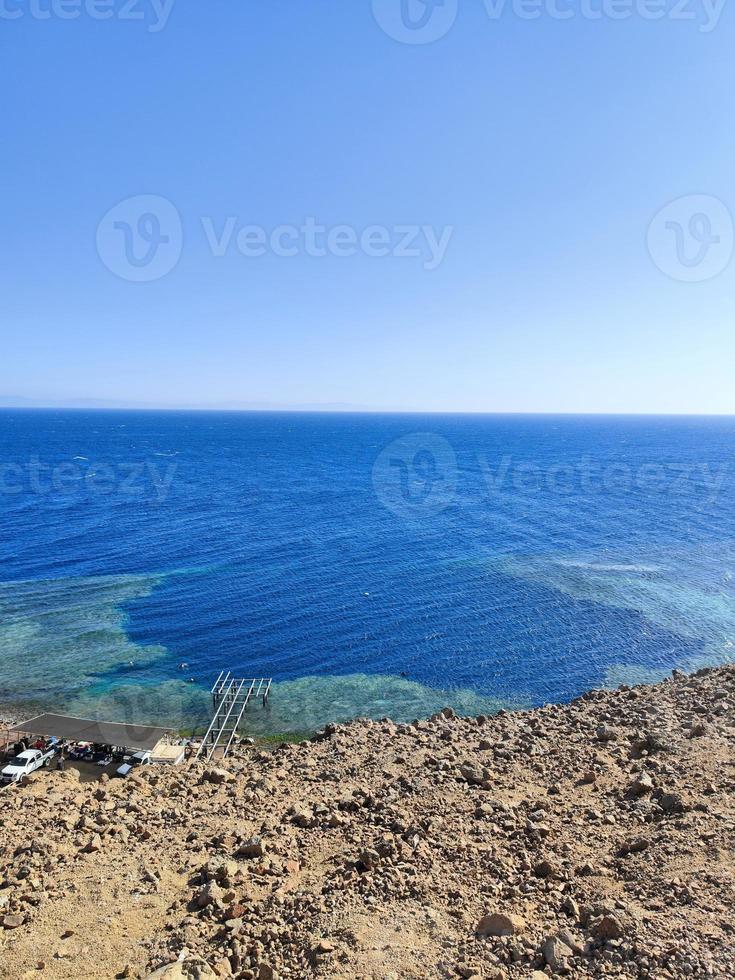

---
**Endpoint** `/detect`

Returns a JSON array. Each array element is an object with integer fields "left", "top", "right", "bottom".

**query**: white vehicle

[
  {"left": 1, "top": 748, "right": 56, "bottom": 785},
  {"left": 114, "top": 751, "right": 151, "bottom": 778}
]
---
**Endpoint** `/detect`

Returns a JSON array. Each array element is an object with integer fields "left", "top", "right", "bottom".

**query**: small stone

[
  {"left": 3, "top": 913, "right": 25, "bottom": 929},
  {"left": 596, "top": 724, "right": 615, "bottom": 742},
  {"left": 629, "top": 773, "right": 654, "bottom": 796},
  {"left": 236, "top": 837, "right": 265, "bottom": 859},
  {"left": 291, "top": 808, "right": 314, "bottom": 828},
  {"left": 618, "top": 837, "right": 649, "bottom": 857},
  {"left": 196, "top": 880, "right": 224, "bottom": 908},
  {"left": 561, "top": 896, "right": 580, "bottom": 920},
  {"left": 658, "top": 791, "right": 686, "bottom": 814},
  {"left": 358, "top": 848, "right": 381, "bottom": 871},
  {"left": 533, "top": 859, "right": 559, "bottom": 879},
  {"left": 456, "top": 964, "right": 482, "bottom": 978}
]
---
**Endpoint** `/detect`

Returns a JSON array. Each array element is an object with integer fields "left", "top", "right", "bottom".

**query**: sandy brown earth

[{"left": 1, "top": 665, "right": 734, "bottom": 980}]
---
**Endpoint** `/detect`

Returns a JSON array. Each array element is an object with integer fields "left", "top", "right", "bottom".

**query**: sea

[{"left": 1, "top": 410, "right": 734, "bottom": 734}]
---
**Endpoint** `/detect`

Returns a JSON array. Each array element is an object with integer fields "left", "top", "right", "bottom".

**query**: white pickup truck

[{"left": 1, "top": 748, "right": 56, "bottom": 785}]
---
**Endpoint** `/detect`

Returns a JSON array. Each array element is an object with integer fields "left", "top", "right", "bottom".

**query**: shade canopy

[{"left": 11, "top": 713, "right": 171, "bottom": 753}]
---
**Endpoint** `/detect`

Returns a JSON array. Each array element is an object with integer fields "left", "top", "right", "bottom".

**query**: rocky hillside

[{"left": 1, "top": 665, "right": 734, "bottom": 980}]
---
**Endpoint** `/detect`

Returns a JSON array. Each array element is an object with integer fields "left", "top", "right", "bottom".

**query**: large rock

[
  {"left": 591, "top": 914, "right": 624, "bottom": 941},
  {"left": 202, "top": 768, "right": 235, "bottom": 785},
  {"left": 145, "top": 961, "right": 216, "bottom": 980},
  {"left": 542, "top": 934, "right": 573, "bottom": 972},
  {"left": 476, "top": 911, "right": 525, "bottom": 937},
  {"left": 459, "top": 762, "right": 489, "bottom": 786}
]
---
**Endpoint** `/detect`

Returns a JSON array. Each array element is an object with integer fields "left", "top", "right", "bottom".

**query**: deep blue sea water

[{"left": 1, "top": 410, "right": 735, "bottom": 733}]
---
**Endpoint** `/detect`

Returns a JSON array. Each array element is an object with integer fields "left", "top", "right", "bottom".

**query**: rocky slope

[{"left": 1, "top": 665, "right": 734, "bottom": 980}]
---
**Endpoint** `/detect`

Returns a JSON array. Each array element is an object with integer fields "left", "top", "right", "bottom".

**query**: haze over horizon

[{"left": 2, "top": 397, "right": 735, "bottom": 418}]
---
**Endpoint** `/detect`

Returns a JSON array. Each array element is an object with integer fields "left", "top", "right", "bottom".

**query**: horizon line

[{"left": 1, "top": 403, "right": 734, "bottom": 418}]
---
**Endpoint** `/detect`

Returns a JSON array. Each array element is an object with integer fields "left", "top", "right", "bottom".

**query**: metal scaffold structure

[{"left": 195, "top": 671, "right": 272, "bottom": 762}]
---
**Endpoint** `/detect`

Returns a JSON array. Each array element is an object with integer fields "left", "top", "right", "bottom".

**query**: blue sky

[{"left": 2, "top": 0, "right": 734, "bottom": 413}]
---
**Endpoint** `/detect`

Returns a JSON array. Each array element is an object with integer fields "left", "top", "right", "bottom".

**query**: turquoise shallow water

[{"left": 1, "top": 410, "right": 734, "bottom": 731}]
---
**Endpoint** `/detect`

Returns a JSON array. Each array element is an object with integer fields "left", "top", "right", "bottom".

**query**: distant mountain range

[{"left": 0, "top": 396, "right": 404, "bottom": 413}]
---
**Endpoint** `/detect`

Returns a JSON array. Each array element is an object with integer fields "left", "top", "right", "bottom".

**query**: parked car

[
  {"left": 1, "top": 748, "right": 56, "bottom": 785},
  {"left": 114, "top": 751, "right": 151, "bottom": 778}
]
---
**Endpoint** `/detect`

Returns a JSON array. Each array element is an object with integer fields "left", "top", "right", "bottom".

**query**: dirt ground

[{"left": 1, "top": 665, "right": 734, "bottom": 979}]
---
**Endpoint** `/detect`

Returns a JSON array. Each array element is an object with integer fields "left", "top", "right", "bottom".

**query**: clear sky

[{"left": 2, "top": 0, "right": 734, "bottom": 413}]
